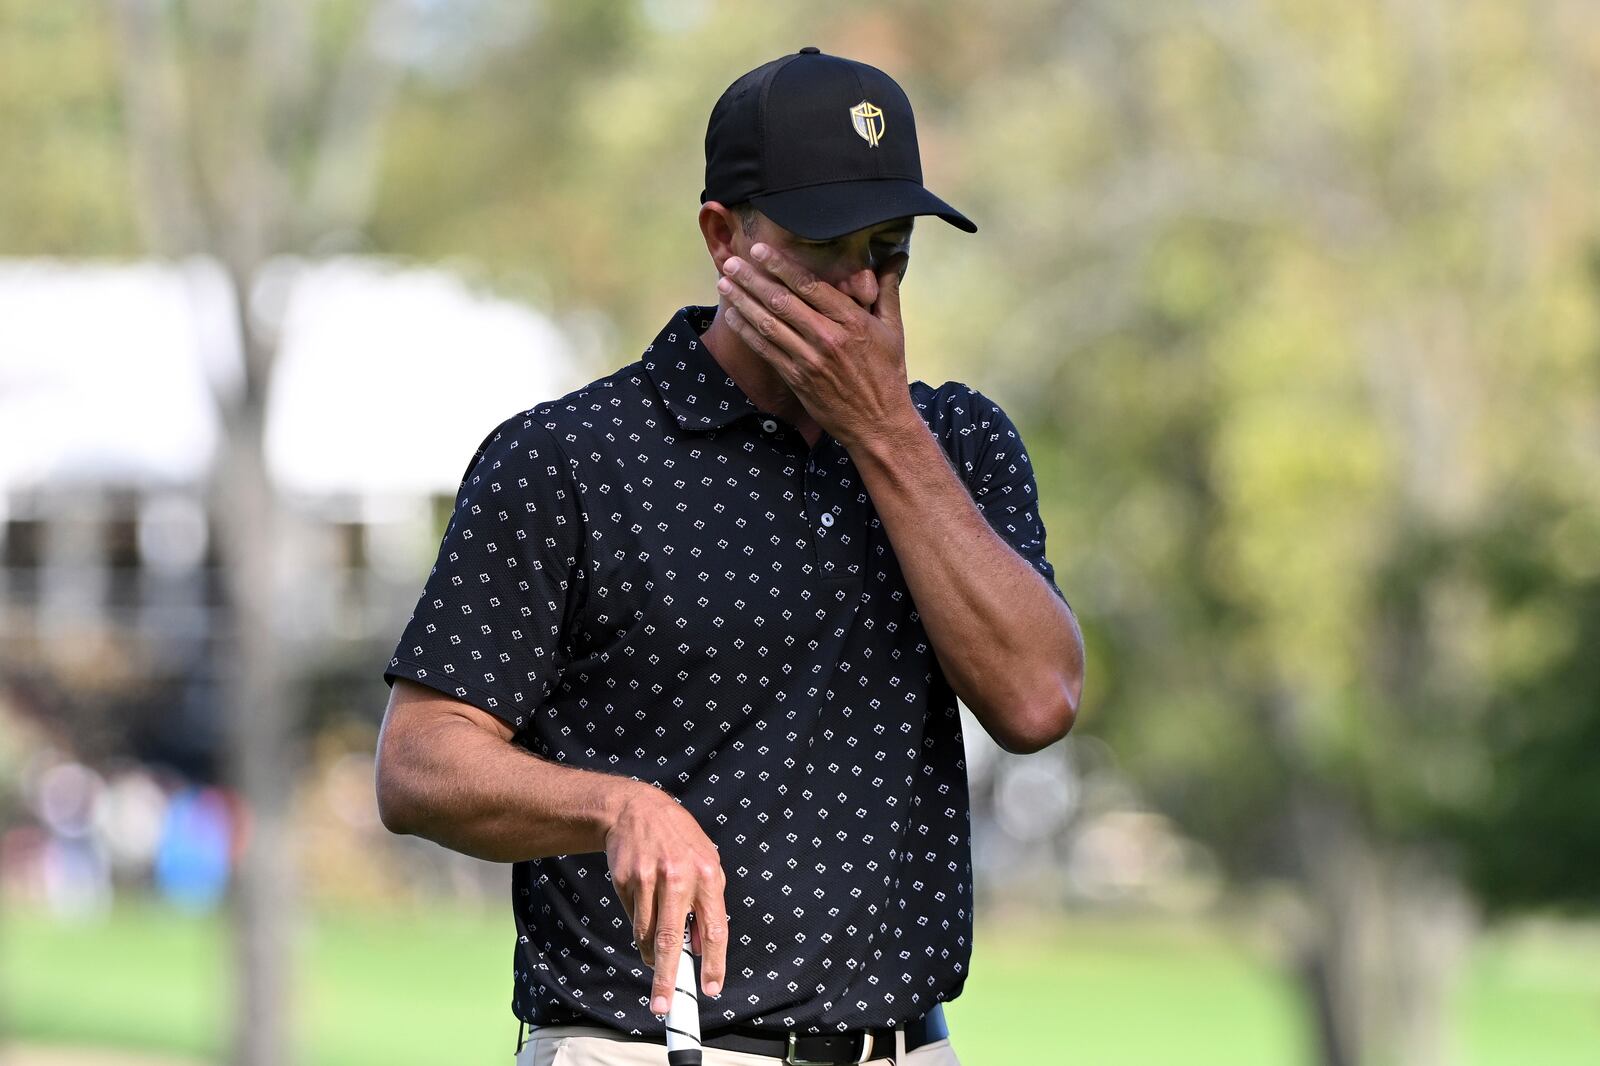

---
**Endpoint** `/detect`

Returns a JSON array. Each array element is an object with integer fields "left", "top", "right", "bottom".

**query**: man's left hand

[{"left": 716, "top": 241, "right": 918, "bottom": 450}]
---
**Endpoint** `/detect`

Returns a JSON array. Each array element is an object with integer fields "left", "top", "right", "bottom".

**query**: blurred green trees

[
  {"left": 4, "top": 2, "right": 1597, "bottom": 1065},
  {"left": 927, "top": 5, "right": 1600, "bottom": 1065}
]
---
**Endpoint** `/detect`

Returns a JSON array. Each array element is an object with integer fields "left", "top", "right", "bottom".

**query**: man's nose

[{"left": 834, "top": 265, "right": 880, "bottom": 310}]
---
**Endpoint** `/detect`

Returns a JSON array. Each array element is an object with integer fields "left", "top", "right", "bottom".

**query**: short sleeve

[
  {"left": 939, "top": 383, "right": 1071, "bottom": 612},
  {"left": 382, "top": 412, "right": 587, "bottom": 733}
]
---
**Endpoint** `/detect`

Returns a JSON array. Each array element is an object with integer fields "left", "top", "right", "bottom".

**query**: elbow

[
  {"left": 996, "top": 627, "right": 1085, "bottom": 755},
  {"left": 374, "top": 754, "right": 423, "bottom": 837},
  {"left": 994, "top": 687, "right": 1078, "bottom": 755},
  {"left": 995, "top": 716, "right": 1072, "bottom": 755},
  {"left": 375, "top": 778, "right": 413, "bottom": 837}
]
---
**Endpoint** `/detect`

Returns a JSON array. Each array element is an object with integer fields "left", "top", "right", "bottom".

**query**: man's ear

[{"left": 698, "top": 202, "right": 744, "bottom": 274}]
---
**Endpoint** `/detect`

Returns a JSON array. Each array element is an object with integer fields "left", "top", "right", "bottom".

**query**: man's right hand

[{"left": 604, "top": 784, "right": 729, "bottom": 1016}]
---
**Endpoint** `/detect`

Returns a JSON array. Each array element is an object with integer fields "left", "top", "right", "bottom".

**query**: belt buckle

[{"left": 785, "top": 1030, "right": 875, "bottom": 1065}]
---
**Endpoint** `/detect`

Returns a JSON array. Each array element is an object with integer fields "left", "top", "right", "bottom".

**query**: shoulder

[
  {"left": 467, "top": 360, "right": 652, "bottom": 472},
  {"left": 908, "top": 378, "right": 1024, "bottom": 450},
  {"left": 520, "top": 361, "right": 641, "bottom": 436},
  {"left": 510, "top": 359, "right": 660, "bottom": 457},
  {"left": 909, "top": 379, "right": 1045, "bottom": 502}
]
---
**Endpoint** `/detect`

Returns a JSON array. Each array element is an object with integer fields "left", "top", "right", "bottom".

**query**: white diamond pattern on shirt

[{"left": 384, "top": 304, "right": 1067, "bottom": 1037}]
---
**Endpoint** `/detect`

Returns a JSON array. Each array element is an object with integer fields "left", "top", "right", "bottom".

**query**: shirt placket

[{"left": 800, "top": 437, "right": 867, "bottom": 601}]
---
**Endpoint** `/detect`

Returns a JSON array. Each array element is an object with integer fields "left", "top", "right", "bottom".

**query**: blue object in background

[{"left": 153, "top": 786, "right": 232, "bottom": 911}]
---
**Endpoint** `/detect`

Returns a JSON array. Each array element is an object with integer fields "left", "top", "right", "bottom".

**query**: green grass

[
  {"left": 3, "top": 897, "right": 227, "bottom": 1058},
  {"left": 1452, "top": 921, "right": 1600, "bottom": 1066},
  {"left": 947, "top": 913, "right": 1307, "bottom": 1064},
  {"left": 2, "top": 900, "right": 1597, "bottom": 1065}
]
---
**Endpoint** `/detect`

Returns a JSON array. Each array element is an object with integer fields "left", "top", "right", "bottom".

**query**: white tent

[{"left": 0, "top": 257, "right": 582, "bottom": 499}]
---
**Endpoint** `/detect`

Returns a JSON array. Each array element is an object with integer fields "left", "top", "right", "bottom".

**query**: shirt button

[
  {"left": 760, "top": 418, "right": 778, "bottom": 433},
  {"left": 820, "top": 512, "right": 835, "bottom": 528}
]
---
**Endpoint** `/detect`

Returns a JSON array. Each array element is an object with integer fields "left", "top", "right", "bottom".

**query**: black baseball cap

[{"left": 701, "top": 46, "right": 977, "bottom": 241}]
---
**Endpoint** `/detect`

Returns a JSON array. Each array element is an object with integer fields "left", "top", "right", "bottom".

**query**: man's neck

[{"left": 700, "top": 303, "right": 823, "bottom": 445}]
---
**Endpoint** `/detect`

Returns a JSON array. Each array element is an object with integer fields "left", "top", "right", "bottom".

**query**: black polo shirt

[{"left": 383, "top": 303, "right": 1068, "bottom": 1036}]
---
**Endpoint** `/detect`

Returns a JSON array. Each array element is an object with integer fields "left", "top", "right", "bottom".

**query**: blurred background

[{"left": 2, "top": 1, "right": 1598, "bottom": 1064}]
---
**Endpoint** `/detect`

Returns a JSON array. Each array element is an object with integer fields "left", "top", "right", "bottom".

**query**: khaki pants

[{"left": 514, "top": 1024, "right": 963, "bottom": 1066}]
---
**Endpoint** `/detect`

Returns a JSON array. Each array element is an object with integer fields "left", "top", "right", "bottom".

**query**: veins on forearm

[{"left": 849, "top": 415, "right": 1059, "bottom": 722}]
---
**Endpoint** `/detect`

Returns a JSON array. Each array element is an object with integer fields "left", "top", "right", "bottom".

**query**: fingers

[
  {"left": 631, "top": 872, "right": 657, "bottom": 967},
  {"left": 603, "top": 788, "right": 730, "bottom": 1017},
  {"left": 692, "top": 879, "right": 729, "bottom": 998},
  {"left": 717, "top": 252, "right": 837, "bottom": 355},
  {"left": 649, "top": 884, "right": 691, "bottom": 1016},
  {"left": 872, "top": 254, "right": 906, "bottom": 331},
  {"left": 719, "top": 291, "right": 808, "bottom": 373},
  {"left": 749, "top": 242, "right": 854, "bottom": 322}
]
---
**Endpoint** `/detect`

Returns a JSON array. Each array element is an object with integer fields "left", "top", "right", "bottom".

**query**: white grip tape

[{"left": 664, "top": 940, "right": 702, "bottom": 1064}]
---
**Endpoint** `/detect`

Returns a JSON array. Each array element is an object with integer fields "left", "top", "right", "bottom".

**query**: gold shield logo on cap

[{"left": 849, "top": 101, "right": 885, "bottom": 147}]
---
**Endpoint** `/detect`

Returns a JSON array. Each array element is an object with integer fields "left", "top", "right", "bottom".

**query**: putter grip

[{"left": 664, "top": 939, "right": 702, "bottom": 1066}]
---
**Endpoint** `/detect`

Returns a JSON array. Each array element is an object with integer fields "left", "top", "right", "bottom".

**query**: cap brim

[{"left": 749, "top": 178, "right": 976, "bottom": 240}]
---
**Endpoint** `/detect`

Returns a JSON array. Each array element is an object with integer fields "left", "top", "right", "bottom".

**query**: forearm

[
  {"left": 849, "top": 410, "right": 1083, "bottom": 752},
  {"left": 376, "top": 714, "right": 647, "bottom": 863}
]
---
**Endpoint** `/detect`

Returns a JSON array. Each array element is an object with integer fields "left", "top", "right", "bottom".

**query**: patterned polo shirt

[{"left": 383, "top": 303, "right": 1068, "bottom": 1036}]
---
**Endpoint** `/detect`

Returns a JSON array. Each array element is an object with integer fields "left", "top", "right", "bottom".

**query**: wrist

[
  {"left": 849, "top": 403, "right": 928, "bottom": 469},
  {"left": 597, "top": 777, "right": 660, "bottom": 849}
]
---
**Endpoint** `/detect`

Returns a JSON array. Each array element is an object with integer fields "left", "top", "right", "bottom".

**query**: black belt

[{"left": 701, "top": 1004, "right": 948, "bottom": 1064}]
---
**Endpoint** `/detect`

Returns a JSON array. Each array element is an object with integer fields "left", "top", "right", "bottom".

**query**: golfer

[{"left": 375, "top": 47, "right": 1085, "bottom": 1066}]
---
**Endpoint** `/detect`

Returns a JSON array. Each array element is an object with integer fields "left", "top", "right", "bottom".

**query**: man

[{"left": 375, "top": 47, "right": 1084, "bottom": 1066}]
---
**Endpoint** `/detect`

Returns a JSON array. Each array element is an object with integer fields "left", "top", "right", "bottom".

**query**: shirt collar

[{"left": 642, "top": 304, "right": 762, "bottom": 433}]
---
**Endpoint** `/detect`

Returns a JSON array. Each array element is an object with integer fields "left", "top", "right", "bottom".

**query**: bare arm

[
  {"left": 375, "top": 676, "right": 634, "bottom": 860},
  {"left": 851, "top": 415, "right": 1085, "bottom": 754},
  {"left": 374, "top": 677, "right": 729, "bottom": 1009},
  {"left": 713, "top": 241, "right": 1085, "bottom": 755}
]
